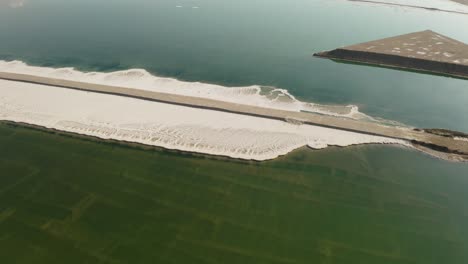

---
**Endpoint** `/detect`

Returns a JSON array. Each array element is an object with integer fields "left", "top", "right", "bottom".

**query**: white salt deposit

[
  {"left": 455, "top": 137, "right": 468, "bottom": 142},
  {"left": 0, "top": 79, "right": 405, "bottom": 160},
  {"left": 0, "top": 60, "right": 374, "bottom": 121},
  {"left": 0, "top": 74, "right": 405, "bottom": 161}
]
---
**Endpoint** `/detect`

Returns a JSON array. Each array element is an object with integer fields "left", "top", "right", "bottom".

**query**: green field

[{"left": 1, "top": 123, "right": 468, "bottom": 264}]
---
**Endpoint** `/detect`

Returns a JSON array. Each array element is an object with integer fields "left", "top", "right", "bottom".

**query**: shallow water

[{"left": 1, "top": 123, "right": 468, "bottom": 263}]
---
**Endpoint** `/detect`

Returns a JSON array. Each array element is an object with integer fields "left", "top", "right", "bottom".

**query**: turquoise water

[{"left": 1, "top": 0, "right": 468, "bottom": 131}]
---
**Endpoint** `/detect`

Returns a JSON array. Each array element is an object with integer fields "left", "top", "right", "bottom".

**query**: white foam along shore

[
  {"left": 0, "top": 61, "right": 407, "bottom": 161},
  {"left": 0, "top": 60, "right": 378, "bottom": 120}
]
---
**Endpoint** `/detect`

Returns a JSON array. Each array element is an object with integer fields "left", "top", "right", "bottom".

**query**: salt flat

[{"left": 0, "top": 79, "right": 402, "bottom": 161}]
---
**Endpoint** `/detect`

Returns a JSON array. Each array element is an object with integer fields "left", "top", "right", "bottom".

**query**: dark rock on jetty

[
  {"left": 315, "top": 30, "right": 468, "bottom": 79},
  {"left": 415, "top": 128, "right": 468, "bottom": 139}
]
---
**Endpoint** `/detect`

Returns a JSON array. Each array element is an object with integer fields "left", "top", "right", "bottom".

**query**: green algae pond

[{"left": 1, "top": 123, "right": 468, "bottom": 263}]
